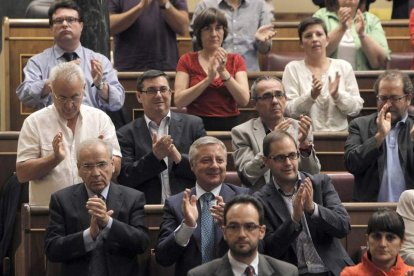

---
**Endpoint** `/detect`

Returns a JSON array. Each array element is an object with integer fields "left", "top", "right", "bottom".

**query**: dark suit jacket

[
  {"left": 254, "top": 172, "right": 353, "bottom": 276},
  {"left": 44, "top": 183, "right": 150, "bottom": 276},
  {"left": 155, "top": 183, "right": 250, "bottom": 276},
  {"left": 187, "top": 253, "right": 299, "bottom": 276},
  {"left": 344, "top": 113, "right": 414, "bottom": 201},
  {"left": 117, "top": 111, "right": 206, "bottom": 204}
]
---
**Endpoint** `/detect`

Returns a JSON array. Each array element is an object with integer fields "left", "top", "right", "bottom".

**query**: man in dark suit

[
  {"left": 45, "top": 138, "right": 150, "bottom": 276},
  {"left": 255, "top": 131, "right": 353, "bottom": 276},
  {"left": 188, "top": 194, "right": 298, "bottom": 276},
  {"left": 345, "top": 70, "right": 414, "bottom": 202},
  {"left": 117, "top": 70, "right": 206, "bottom": 204},
  {"left": 155, "top": 136, "right": 250, "bottom": 276}
]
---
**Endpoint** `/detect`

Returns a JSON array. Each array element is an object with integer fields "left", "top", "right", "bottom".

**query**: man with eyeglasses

[
  {"left": 232, "top": 76, "right": 321, "bottom": 191},
  {"left": 116, "top": 70, "right": 206, "bottom": 204},
  {"left": 45, "top": 138, "right": 150, "bottom": 276},
  {"left": 155, "top": 136, "right": 250, "bottom": 276},
  {"left": 188, "top": 194, "right": 298, "bottom": 276},
  {"left": 255, "top": 130, "right": 352, "bottom": 276},
  {"left": 16, "top": 1, "right": 125, "bottom": 123},
  {"left": 345, "top": 70, "right": 414, "bottom": 202},
  {"left": 16, "top": 62, "right": 121, "bottom": 206}
]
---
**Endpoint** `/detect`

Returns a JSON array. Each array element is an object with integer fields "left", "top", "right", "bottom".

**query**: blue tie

[{"left": 201, "top": 192, "right": 214, "bottom": 263}]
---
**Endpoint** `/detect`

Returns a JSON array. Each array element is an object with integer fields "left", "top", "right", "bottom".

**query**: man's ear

[{"left": 136, "top": 92, "right": 143, "bottom": 104}]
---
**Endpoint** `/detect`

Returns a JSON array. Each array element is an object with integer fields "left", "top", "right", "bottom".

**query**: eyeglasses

[
  {"left": 255, "top": 91, "right": 285, "bottom": 101},
  {"left": 80, "top": 161, "right": 109, "bottom": 171},
  {"left": 376, "top": 95, "right": 408, "bottom": 103},
  {"left": 268, "top": 152, "right": 300, "bottom": 163},
  {"left": 52, "top": 17, "right": 81, "bottom": 25},
  {"left": 225, "top": 223, "right": 261, "bottom": 233},
  {"left": 140, "top": 86, "right": 171, "bottom": 95},
  {"left": 53, "top": 93, "right": 82, "bottom": 104}
]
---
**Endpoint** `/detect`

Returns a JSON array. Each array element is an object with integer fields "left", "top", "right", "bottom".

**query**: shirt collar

[
  {"left": 272, "top": 174, "right": 301, "bottom": 197},
  {"left": 228, "top": 250, "right": 259, "bottom": 276},
  {"left": 220, "top": 0, "right": 249, "bottom": 8},
  {"left": 144, "top": 110, "right": 171, "bottom": 129},
  {"left": 54, "top": 43, "right": 82, "bottom": 60},
  {"left": 195, "top": 182, "right": 222, "bottom": 200},
  {"left": 393, "top": 113, "right": 408, "bottom": 128},
  {"left": 84, "top": 182, "right": 110, "bottom": 199}
]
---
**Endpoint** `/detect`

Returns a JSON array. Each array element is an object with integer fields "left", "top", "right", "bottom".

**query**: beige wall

[{"left": 188, "top": 0, "right": 392, "bottom": 15}]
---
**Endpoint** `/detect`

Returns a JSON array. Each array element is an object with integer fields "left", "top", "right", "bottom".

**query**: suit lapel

[
  {"left": 215, "top": 254, "right": 234, "bottom": 276},
  {"left": 258, "top": 254, "right": 274, "bottom": 275},
  {"left": 106, "top": 184, "right": 123, "bottom": 220},
  {"left": 253, "top": 118, "right": 270, "bottom": 182},
  {"left": 71, "top": 184, "right": 90, "bottom": 230},
  {"left": 169, "top": 112, "right": 183, "bottom": 143},
  {"left": 192, "top": 188, "right": 203, "bottom": 253},
  {"left": 135, "top": 117, "right": 153, "bottom": 153},
  {"left": 263, "top": 181, "right": 291, "bottom": 222}
]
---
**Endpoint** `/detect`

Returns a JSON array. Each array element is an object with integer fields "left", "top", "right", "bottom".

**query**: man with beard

[
  {"left": 345, "top": 70, "right": 414, "bottom": 202},
  {"left": 187, "top": 194, "right": 298, "bottom": 276}
]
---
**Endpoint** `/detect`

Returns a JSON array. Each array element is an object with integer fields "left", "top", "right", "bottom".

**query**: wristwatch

[{"left": 160, "top": 1, "right": 172, "bottom": 10}]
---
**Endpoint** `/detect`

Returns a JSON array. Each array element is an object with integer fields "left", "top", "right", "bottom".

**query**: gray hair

[
  {"left": 49, "top": 62, "right": 85, "bottom": 88},
  {"left": 250, "top": 75, "right": 285, "bottom": 100},
  {"left": 76, "top": 138, "right": 113, "bottom": 161},
  {"left": 189, "top": 136, "right": 227, "bottom": 165}
]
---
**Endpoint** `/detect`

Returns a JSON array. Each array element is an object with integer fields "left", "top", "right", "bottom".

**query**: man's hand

[
  {"left": 90, "top": 215, "right": 100, "bottom": 240},
  {"left": 273, "top": 118, "right": 292, "bottom": 132},
  {"left": 181, "top": 189, "right": 198, "bottom": 227},
  {"left": 328, "top": 72, "right": 340, "bottom": 100},
  {"left": 52, "top": 132, "right": 65, "bottom": 163},
  {"left": 167, "top": 144, "right": 182, "bottom": 164},
  {"left": 91, "top": 59, "right": 103, "bottom": 87},
  {"left": 86, "top": 196, "right": 113, "bottom": 229},
  {"left": 255, "top": 24, "right": 276, "bottom": 42},
  {"left": 211, "top": 195, "right": 225, "bottom": 227},
  {"left": 302, "top": 177, "right": 315, "bottom": 214},
  {"left": 152, "top": 133, "right": 174, "bottom": 161},
  {"left": 376, "top": 103, "right": 392, "bottom": 142},
  {"left": 410, "top": 124, "right": 414, "bottom": 141},
  {"left": 292, "top": 184, "right": 305, "bottom": 223},
  {"left": 311, "top": 75, "right": 322, "bottom": 100},
  {"left": 298, "top": 115, "right": 312, "bottom": 146}
]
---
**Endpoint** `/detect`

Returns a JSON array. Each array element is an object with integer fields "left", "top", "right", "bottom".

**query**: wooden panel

[{"left": 0, "top": 131, "right": 19, "bottom": 190}]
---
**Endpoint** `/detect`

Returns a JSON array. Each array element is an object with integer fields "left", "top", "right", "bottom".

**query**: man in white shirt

[{"left": 16, "top": 62, "right": 121, "bottom": 206}]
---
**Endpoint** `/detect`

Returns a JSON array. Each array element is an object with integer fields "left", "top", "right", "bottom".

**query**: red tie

[{"left": 244, "top": 266, "right": 254, "bottom": 276}]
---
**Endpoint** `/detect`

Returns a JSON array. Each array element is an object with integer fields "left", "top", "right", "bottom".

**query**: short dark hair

[
  {"left": 48, "top": 1, "right": 82, "bottom": 26},
  {"left": 263, "top": 130, "right": 298, "bottom": 157},
  {"left": 298, "top": 17, "right": 328, "bottom": 43},
  {"left": 373, "top": 70, "right": 413, "bottom": 96},
  {"left": 136, "top": 70, "right": 169, "bottom": 91},
  {"left": 223, "top": 194, "right": 264, "bottom": 226},
  {"left": 250, "top": 75, "right": 285, "bottom": 100},
  {"left": 367, "top": 208, "right": 405, "bottom": 240},
  {"left": 325, "top": 0, "right": 367, "bottom": 12},
  {"left": 193, "top": 7, "right": 228, "bottom": 50}
]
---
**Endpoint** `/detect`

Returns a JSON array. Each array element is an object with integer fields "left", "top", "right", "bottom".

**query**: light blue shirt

[
  {"left": 378, "top": 115, "right": 407, "bottom": 202},
  {"left": 16, "top": 44, "right": 125, "bottom": 111}
]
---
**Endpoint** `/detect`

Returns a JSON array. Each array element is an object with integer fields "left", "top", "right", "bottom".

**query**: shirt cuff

[
  {"left": 100, "top": 217, "right": 113, "bottom": 238},
  {"left": 83, "top": 228, "right": 97, "bottom": 252},
  {"left": 310, "top": 203, "right": 320, "bottom": 218},
  {"left": 174, "top": 219, "right": 197, "bottom": 246}
]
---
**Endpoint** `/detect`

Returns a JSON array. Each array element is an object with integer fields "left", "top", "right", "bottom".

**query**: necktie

[
  {"left": 244, "top": 265, "right": 255, "bottom": 276},
  {"left": 200, "top": 192, "right": 214, "bottom": 263},
  {"left": 89, "top": 193, "right": 108, "bottom": 276},
  {"left": 62, "top": 52, "right": 78, "bottom": 61}
]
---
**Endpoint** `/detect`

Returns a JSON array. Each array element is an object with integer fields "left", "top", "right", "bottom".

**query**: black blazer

[
  {"left": 155, "top": 183, "right": 250, "bottom": 276},
  {"left": 254, "top": 172, "right": 353, "bottom": 276},
  {"left": 116, "top": 111, "right": 206, "bottom": 203},
  {"left": 345, "top": 113, "right": 414, "bottom": 201},
  {"left": 44, "top": 183, "right": 150, "bottom": 276}
]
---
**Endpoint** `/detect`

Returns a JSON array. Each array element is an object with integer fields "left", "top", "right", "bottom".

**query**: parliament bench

[{"left": 16, "top": 201, "right": 395, "bottom": 276}]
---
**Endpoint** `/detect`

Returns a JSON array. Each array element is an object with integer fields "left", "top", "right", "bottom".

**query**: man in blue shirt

[
  {"left": 17, "top": 1, "right": 125, "bottom": 114},
  {"left": 345, "top": 70, "right": 414, "bottom": 202}
]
